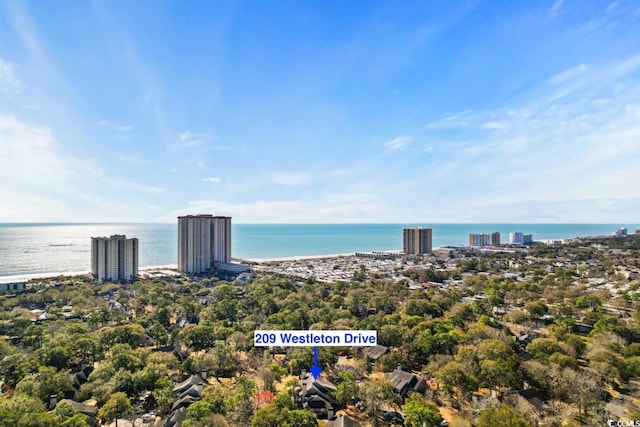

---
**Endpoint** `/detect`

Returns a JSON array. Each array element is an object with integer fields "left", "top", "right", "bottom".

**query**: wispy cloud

[
  {"left": 0, "top": 114, "right": 102, "bottom": 220},
  {"left": 98, "top": 120, "right": 134, "bottom": 140},
  {"left": 178, "top": 131, "right": 229, "bottom": 150},
  {"left": 4, "top": 2, "right": 47, "bottom": 68},
  {"left": 547, "top": 64, "right": 589, "bottom": 84},
  {"left": 271, "top": 172, "right": 309, "bottom": 186},
  {"left": 118, "top": 154, "right": 148, "bottom": 165},
  {"left": 419, "top": 54, "right": 640, "bottom": 216},
  {"left": 0, "top": 113, "right": 173, "bottom": 221},
  {"left": 203, "top": 176, "right": 221, "bottom": 184},
  {"left": 480, "top": 121, "right": 507, "bottom": 131},
  {"left": 170, "top": 194, "right": 388, "bottom": 223},
  {"left": 0, "top": 59, "right": 23, "bottom": 93},
  {"left": 384, "top": 136, "right": 412, "bottom": 150},
  {"left": 105, "top": 178, "right": 166, "bottom": 194},
  {"left": 425, "top": 111, "right": 473, "bottom": 130},
  {"left": 551, "top": 0, "right": 564, "bottom": 13},
  {"left": 98, "top": 120, "right": 134, "bottom": 133}
]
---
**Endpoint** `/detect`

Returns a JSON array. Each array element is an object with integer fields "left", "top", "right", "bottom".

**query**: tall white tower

[
  {"left": 178, "top": 215, "right": 232, "bottom": 273},
  {"left": 91, "top": 235, "right": 138, "bottom": 282}
]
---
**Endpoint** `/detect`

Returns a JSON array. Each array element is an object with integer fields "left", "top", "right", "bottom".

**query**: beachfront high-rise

[
  {"left": 403, "top": 227, "right": 432, "bottom": 254},
  {"left": 178, "top": 215, "right": 232, "bottom": 273},
  {"left": 509, "top": 231, "right": 533, "bottom": 245},
  {"left": 468, "top": 232, "right": 500, "bottom": 247},
  {"left": 91, "top": 235, "right": 138, "bottom": 283}
]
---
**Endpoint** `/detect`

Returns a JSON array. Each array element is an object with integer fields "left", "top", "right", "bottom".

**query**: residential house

[
  {"left": 295, "top": 371, "right": 339, "bottom": 420},
  {"left": 325, "top": 414, "right": 362, "bottom": 427},
  {"left": 385, "top": 367, "right": 427, "bottom": 399},
  {"left": 363, "top": 345, "right": 389, "bottom": 364}
]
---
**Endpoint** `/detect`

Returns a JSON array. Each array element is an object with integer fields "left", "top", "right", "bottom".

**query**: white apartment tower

[
  {"left": 509, "top": 232, "right": 524, "bottom": 245},
  {"left": 91, "top": 235, "right": 138, "bottom": 283},
  {"left": 403, "top": 227, "right": 432, "bottom": 255},
  {"left": 178, "top": 215, "right": 232, "bottom": 273},
  {"left": 468, "top": 232, "right": 500, "bottom": 247}
]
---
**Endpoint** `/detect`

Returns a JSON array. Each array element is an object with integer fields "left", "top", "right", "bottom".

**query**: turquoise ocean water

[{"left": 0, "top": 223, "right": 637, "bottom": 278}]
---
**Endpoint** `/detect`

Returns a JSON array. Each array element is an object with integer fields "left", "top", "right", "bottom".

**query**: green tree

[
  {"left": 97, "top": 392, "right": 132, "bottom": 427},
  {"left": 436, "top": 362, "right": 478, "bottom": 409},
  {"left": 358, "top": 378, "right": 400, "bottom": 424},
  {"left": 183, "top": 400, "right": 215, "bottom": 426},
  {"left": 0, "top": 394, "right": 49, "bottom": 427},
  {"left": 526, "top": 338, "right": 564, "bottom": 361},
  {"left": 52, "top": 401, "right": 89, "bottom": 427},
  {"left": 477, "top": 339, "right": 514, "bottom": 361},
  {"left": 232, "top": 376, "right": 256, "bottom": 426},
  {"left": 148, "top": 322, "right": 169, "bottom": 348},
  {"left": 0, "top": 353, "right": 39, "bottom": 387},
  {"left": 179, "top": 325, "right": 216, "bottom": 351},
  {"left": 477, "top": 404, "right": 531, "bottom": 427},
  {"left": 285, "top": 409, "right": 318, "bottom": 427},
  {"left": 479, "top": 359, "right": 514, "bottom": 389},
  {"left": 335, "top": 372, "right": 359, "bottom": 406},
  {"left": 212, "top": 344, "right": 237, "bottom": 378},
  {"left": 524, "top": 301, "right": 548, "bottom": 318},
  {"left": 403, "top": 393, "right": 442, "bottom": 427},
  {"left": 15, "top": 366, "right": 73, "bottom": 403}
]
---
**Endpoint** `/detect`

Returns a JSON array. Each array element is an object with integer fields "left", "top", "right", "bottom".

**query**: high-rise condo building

[
  {"left": 91, "top": 235, "right": 138, "bottom": 283},
  {"left": 509, "top": 232, "right": 524, "bottom": 245},
  {"left": 491, "top": 232, "right": 501, "bottom": 246},
  {"left": 469, "top": 232, "right": 501, "bottom": 247},
  {"left": 469, "top": 233, "right": 489, "bottom": 247},
  {"left": 178, "top": 215, "right": 232, "bottom": 274},
  {"left": 403, "top": 228, "right": 432, "bottom": 254}
]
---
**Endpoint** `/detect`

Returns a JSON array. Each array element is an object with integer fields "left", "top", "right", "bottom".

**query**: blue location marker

[{"left": 310, "top": 346, "right": 322, "bottom": 380}]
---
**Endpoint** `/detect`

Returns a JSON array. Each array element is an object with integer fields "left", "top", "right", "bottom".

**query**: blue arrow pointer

[{"left": 310, "top": 346, "right": 322, "bottom": 380}]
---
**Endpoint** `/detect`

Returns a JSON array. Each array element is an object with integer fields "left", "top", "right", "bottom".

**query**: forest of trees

[{"left": 0, "top": 235, "right": 639, "bottom": 426}]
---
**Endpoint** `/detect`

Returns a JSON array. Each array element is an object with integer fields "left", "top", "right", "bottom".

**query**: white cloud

[
  {"left": 547, "top": 64, "right": 589, "bottom": 84},
  {"left": 105, "top": 178, "right": 166, "bottom": 194},
  {"left": 480, "top": 121, "right": 507, "bottom": 131},
  {"left": 0, "top": 114, "right": 76, "bottom": 192},
  {"left": 325, "top": 193, "right": 373, "bottom": 204},
  {"left": 178, "top": 130, "right": 228, "bottom": 150},
  {"left": 384, "top": 136, "right": 412, "bottom": 150},
  {"left": 271, "top": 172, "right": 310, "bottom": 186},
  {"left": 0, "top": 59, "right": 23, "bottom": 93},
  {"left": 203, "top": 176, "right": 221, "bottom": 184},
  {"left": 0, "top": 114, "right": 169, "bottom": 221},
  {"left": 425, "top": 110, "right": 473, "bottom": 130},
  {"left": 98, "top": 120, "right": 133, "bottom": 133},
  {"left": 417, "top": 54, "right": 640, "bottom": 221},
  {"left": 118, "top": 154, "right": 148, "bottom": 165},
  {"left": 170, "top": 195, "right": 389, "bottom": 223},
  {"left": 551, "top": 0, "right": 564, "bottom": 13},
  {"left": 327, "top": 168, "right": 352, "bottom": 177}
]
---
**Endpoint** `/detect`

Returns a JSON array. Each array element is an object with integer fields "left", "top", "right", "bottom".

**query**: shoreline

[
  {"left": 241, "top": 252, "right": 357, "bottom": 263},
  {"left": 0, "top": 232, "right": 620, "bottom": 282},
  {"left": 0, "top": 265, "right": 179, "bottom": 284},
  {"left": 0, "top": 252, "right": 395, "bottom": 282}
]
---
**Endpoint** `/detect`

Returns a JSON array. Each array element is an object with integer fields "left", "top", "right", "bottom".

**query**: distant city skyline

[{"left": 1, "top": 1, "right": 639, "bottom": 224}]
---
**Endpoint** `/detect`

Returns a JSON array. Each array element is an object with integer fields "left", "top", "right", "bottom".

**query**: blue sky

[{"left": 1, "top": 0, "right": 639, "bottom": 223}]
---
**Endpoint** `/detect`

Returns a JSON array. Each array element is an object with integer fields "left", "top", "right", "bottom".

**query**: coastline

[
  {"left": 0, "top": 255, "right": 376, "bottom": 282},
  {"left": 241, "top": 252, "right": 358, "bottom": 263},
  {"left": 0, "top": 265, "right": 179, "bottom": 284},
  {"left": 0, "top": 223, "right": 632, "bottom": 281}
]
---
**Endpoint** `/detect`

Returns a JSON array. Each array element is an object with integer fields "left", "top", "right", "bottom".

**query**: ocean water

[{"left": 0, "top": 223, "right": 637, "bottom": 278}]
